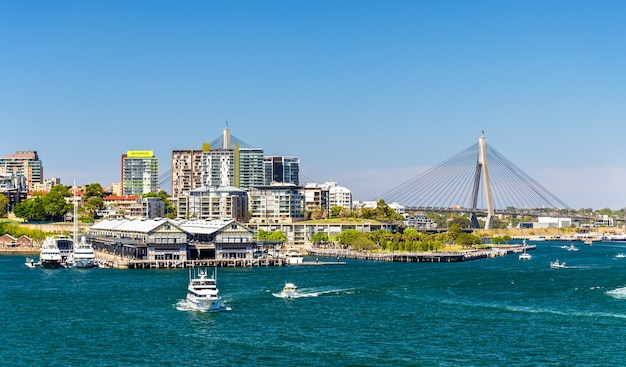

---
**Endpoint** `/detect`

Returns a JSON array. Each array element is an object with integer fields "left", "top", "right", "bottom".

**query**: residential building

[
  {"left": 177, "top": 185, "right": 248, "bottom": 221},
  {"left": 248, "top": 183, "right": 304, "bottom": 224},
  {"left": 171, "top": 128, "right": 265, "bottom": 199},
  {"left": 121, "top": 150, "right": 159, "bottom": 196},
  {"left": 0, "top": 151, "right": 43, "bottom": 191},
  {"left": 171, "top": 148, "right": 204, "bottom": 199},
  {"left": 263, "top": 156, "right": 300, "bottom": 185},
  {"left": 303, "top": 183, "right": 329, "bottom": 212}
]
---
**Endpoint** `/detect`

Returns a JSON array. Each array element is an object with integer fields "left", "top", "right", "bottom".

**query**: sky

[{"left": 2, "top": 0, "right": 626, "bottom": 210}]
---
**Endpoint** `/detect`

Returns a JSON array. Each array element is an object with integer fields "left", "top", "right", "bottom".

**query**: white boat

[
  {"left": 616, "top": 253, "right": 626, "bottom": 258},
  {"left": 284, "top": 248, "right": 303, "bottom": 265},
  {"left": 25, "top": 257, "right": 39, "bottom": 268},
  {"left": 550, "top": 259, "right": 566, "bottom": 269},
  {"left": 274, "top": 282, "right": 299, "bottom": 299},
  {"left": 567, "top": 244, "right": 579, "bottom": 252},
  {"left": 67, "top": 185, "right": 96, "bottom": 268},
  {"left": 584, "top": 239, "right": 593, "bottom": 246},
  {"left": 71, "top": 236, "right": 96, "bottom": 268},
  {"left": 518, "top": 239, "right": 532, "bottom": 260},
  {"left": 39, "top": 236, "right": 65, "bottom": 269},
  {"left": 185, "top": 268, "right": 228, "bottom": 312}
]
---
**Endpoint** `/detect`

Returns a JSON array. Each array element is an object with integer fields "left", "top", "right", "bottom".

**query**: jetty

[{"left": 305, "top": 245, "right": 535, "bottom": 263}]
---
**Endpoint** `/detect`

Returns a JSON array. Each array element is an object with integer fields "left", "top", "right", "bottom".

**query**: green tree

[
  {"left": 455, "top": 232, "right": 481, "bottom": 248},
  {"left": 310, "top": 232, "right": 329, "bottom": 245},
  {"left": 0, "top": 194, "right": 8, "bottom": 218},
  {"left": 42, "top": 185, "right": 72, "bottom": 221}
]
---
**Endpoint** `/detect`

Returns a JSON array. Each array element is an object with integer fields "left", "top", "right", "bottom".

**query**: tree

[
  {"left": 0, "top": 194, "right": 8, "bottom": 218},
  {"left": 455, "top": 232, "right": 482, "bottom": 248}
]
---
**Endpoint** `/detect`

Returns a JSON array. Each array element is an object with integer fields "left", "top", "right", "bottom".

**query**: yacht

[
  {"left": 39, "top": 236, "right": 64, "bottom": 269},
  {"left": 185, "top": 268, "right": 228, "bottom": 312},
  {"left": 71, "top": 236, "right": 96, "bottom": 268},
  {"left": 550, "top": 259, "right": 566, "bottom": 269},
  {"left": 53, "top": 235, "right": 74, "bottom": 265},
  {"left": 274, "top": 282, "right": 299, "bottom": 299},
  {"left": 284, "top": 248, "right": 304, "bottom": 265}
]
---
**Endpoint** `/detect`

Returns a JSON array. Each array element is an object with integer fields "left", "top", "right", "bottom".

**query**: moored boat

[
  {"left": 518, "top": 239, "right": 532, "bottom": 260},
  {"left": 71, "top": 236, "right": 96, "bottom": 268},
  {"left": 39, "top": 236, "right": 64, "bottom": 269},
  {"left": 284, "top": 248, "right": 303, "bottom": 265}
]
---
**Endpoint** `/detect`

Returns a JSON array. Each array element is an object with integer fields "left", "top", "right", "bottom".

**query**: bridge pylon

[{"left": 469, "top": 136, "right": 494, "bottom": 229}]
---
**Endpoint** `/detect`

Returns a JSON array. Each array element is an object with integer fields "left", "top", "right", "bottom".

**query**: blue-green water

[{"left": 3, "top": 241, "right": 626, "bottom": 366}]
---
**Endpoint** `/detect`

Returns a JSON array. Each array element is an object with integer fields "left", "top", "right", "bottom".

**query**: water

[{"left": 3, "top": 241, "right": 626, "bottom": 366}]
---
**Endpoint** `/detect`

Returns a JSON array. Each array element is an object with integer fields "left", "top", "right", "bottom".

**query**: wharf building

[
  {"left": 88, "top": 217, "right": 259, "bottom": 263},
  {"left": 121, "top": 150, "right": 159, "bottom": 196}
]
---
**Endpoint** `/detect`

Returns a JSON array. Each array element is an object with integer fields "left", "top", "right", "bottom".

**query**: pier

[
  {"left": 305, "top": 245, "right": 535, "bottom": 263},
  {"left": 95, "top": 254, "right": 287, "bottom": 269}
]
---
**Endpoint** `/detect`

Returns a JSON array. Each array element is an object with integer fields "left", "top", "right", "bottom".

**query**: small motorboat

[
  {"left": 567, "top": 245, "right": 579, "bottom": 252},
  {"left": 550, "top": 259, "right": 566, "bottom": 269},
  {"left": 274, "top": 282, "right": 299, "bottom": 299},
  {"left": 616, "top": 253, "right": 626, "bottom": 258}
]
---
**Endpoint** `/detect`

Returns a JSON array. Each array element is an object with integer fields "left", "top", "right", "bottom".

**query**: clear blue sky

[{"left": 2, "top": 1, "right": 625, "bottom": 210}]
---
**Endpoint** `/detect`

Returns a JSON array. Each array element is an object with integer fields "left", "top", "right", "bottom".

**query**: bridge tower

[{"left": 469, "top": 136, "right": 494, "bottom": 229}]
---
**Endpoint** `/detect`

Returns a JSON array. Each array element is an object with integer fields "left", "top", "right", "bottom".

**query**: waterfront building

[
  {"left": 0, "top": 151, "right": 43, "bottom": 191},
  {"left": 176, "top": 218, "right": 256, "bottom": 260},
  {"left": 247, "top": 220, "right": 400, "bottom": 246},
  {"left": 89, "top": 218, "right": 189, "bottom": 261},
  {"left": 88, "top": 217, "right": 256, "bottom": 261},
  {"left": 121, "top": 150, "right": 159, "bottom": 196},
  {"left": 263, "top": 156, "right": 300, "bottom": 185},
  {"left": 176, "top": 185, "right": 248, "bottom": 221},
  {"left": 248, "top": 183, "right": 305, "bottom": 224}
]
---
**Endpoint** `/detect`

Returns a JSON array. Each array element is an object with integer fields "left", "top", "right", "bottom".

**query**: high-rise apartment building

[
  {"left": 121, "top": 150, "right": 159, "bottom": 196},
  {"left": 263, "top": 156, "right": 300, "bottom": 185},
  {"left": 171, "top": 128, "right": 265, "bottom": 198},
  {"left": 0, "top": 151, "right": 43, "bottom": 191},
  {"left": 248, "top": 183, "right": 304, "bottom": 224}
]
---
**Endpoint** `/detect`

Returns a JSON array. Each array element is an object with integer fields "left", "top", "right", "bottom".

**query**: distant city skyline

[{"left": 2, "top": 1, "right": 626, "bottom": 209}]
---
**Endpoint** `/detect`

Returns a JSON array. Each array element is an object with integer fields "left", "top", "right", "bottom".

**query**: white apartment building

[{"left": 121, "top": 150, "right": 159, "bottom": 196}]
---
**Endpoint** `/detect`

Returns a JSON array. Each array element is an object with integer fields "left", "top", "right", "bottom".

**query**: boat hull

[
  {"left": 73, "top": 259, "right": 96, "bottom": 268},
  {"left": 40, "top": 260, "right": 62, "bottom": 269},
  {"left": 186, "top": 294, "right": 227, "bottom": 312}
]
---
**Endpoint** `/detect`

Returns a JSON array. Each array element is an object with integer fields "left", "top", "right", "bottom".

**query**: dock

[{"left": 305, "top": 245, "right": 536, "bottom": 263}]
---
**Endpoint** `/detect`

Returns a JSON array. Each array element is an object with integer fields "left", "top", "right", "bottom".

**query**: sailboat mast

[{"left": 73, "top": 181, "right": 78, "bottom": 244}]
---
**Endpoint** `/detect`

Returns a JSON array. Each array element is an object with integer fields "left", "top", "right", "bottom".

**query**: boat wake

[
  {"left": 606, "top": 286, "right": 626, "bottom": 300},
  {"left": 175, "top": 299, "right": 232, "bottom": 312},
  {"left": 272, "top": 288, "right": 354, "bottom": 299}
]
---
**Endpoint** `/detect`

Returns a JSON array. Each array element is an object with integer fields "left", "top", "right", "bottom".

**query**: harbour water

[{"left": 3, "top": 240, "right": 626, "bottom": 366}]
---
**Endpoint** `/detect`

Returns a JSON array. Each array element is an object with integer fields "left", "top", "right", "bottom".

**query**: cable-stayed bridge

[{"left": 380, "top": 136, "right": 572, "bottom": 229}]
